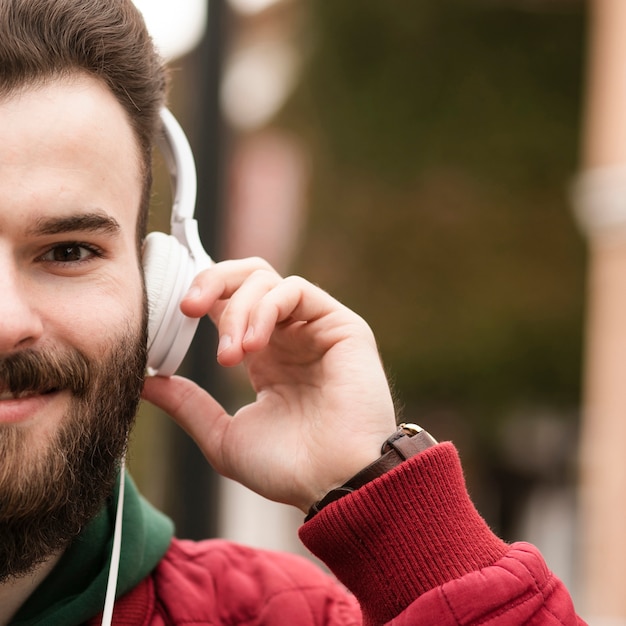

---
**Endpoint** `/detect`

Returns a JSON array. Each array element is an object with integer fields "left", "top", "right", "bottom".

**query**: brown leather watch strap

[{"left": 305, "top": 423, "right": 438, "bottom": 521}]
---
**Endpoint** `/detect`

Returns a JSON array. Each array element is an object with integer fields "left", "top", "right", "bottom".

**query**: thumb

[{"left": 141, "top": 375, "right": 231, "bottom": 472}]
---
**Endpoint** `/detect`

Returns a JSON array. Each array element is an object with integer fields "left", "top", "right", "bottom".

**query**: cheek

[{"left": 46, "top": 271, "right": 146, "bottom": 350}]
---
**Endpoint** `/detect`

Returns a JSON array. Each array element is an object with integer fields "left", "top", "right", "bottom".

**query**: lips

[
  {"left": 0, "top": 386, "right": 65, "bottom": 425},
  {"left": 0, "top": 388, "right": 58, "bottom": 401}
]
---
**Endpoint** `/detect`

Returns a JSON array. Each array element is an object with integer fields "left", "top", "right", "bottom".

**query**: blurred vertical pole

[
  {"left": 168, "top": 0, "right": 230, "bottom": 540},
  {"left": 578, "top": 0, "right": 626, "bottom": 620}
]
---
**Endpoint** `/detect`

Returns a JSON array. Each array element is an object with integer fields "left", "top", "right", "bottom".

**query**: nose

[{"left": 0, "top": 265, "right": 44, "bottom": 355}]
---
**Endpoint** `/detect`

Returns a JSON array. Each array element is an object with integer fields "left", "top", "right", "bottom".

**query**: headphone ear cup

[{"left": 142, "top": 231, "right": 199, "bottom": 376}]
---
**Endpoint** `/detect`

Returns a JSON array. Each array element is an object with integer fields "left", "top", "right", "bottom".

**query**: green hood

[{"left": 11, "top": 471, "right": 174, "bottom": 626}]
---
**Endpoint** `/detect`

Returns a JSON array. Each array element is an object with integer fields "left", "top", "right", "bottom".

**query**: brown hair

[{"left": 0, "top": 0, "right": 169, "bottom": 241}]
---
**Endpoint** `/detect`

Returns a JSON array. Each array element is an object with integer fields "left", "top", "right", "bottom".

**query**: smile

[
  {"left": 0, "top": 389, "right": 65, "bottom": 426},
  {"left": 0, "top": 388, "right": 58, "bottom": 401},
  {"left": 0, "top": 388, "right": 58, "bottom": 402}
]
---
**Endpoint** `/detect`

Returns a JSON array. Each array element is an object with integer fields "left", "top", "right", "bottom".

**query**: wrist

[{"left": 305, "top": 423, "right": 438, "bottom": 521}]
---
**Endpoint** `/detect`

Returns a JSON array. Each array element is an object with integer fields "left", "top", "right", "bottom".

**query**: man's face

[{"left": 0, "top": 74, "right": 148, "bottom": 579}]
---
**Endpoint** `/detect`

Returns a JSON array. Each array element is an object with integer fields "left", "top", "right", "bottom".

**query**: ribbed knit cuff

[{"left": 299, "top": 442, "right": 508, "bottom": 625}]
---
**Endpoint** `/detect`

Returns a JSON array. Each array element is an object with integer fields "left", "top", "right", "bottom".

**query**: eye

[{"left": 39, "top": 242, "right": 103, "bottom": 264}]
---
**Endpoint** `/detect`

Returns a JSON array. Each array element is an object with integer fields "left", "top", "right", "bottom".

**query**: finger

[
  {"left": 243, "top": 276, "right": 351, "bottom": 352},
  {"left": 214, "top": 269, "right": 283, "bottom": 366},
  {"left": 180, "top": 257, "right": 278, "bottom": 321},
  {"left": 141, "top": 375, "right": 231, "bottom": 474}
]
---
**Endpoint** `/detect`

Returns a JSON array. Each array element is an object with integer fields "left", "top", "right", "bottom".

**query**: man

[{"left": 0, "top": 0, "right": 584, "bottom": 624}]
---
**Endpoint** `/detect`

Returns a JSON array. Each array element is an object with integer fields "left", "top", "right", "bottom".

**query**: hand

[{"left": 141, "top": 258, "right": 397, "bottom": 512}]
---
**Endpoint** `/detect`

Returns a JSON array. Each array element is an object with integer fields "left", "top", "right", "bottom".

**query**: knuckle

[
  {"left": 247, "top": 256, "right": 274, "bottom": 273},
  {"left": 282, "top": 274, "right": 308, "bottom": 290},
  {"left": 249, "top": 267, "right": 275, "bottom": 282}
]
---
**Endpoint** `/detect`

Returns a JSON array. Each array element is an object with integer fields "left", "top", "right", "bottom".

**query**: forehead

[{"left": 0, "top": 73, "right": 143, "bottom": 234}]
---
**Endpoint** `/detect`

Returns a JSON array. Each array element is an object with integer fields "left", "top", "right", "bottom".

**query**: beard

[{"left": 0, "top": 316, "right": 147, "bottom": 583}]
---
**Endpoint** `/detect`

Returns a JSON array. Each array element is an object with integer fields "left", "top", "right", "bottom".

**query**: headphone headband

[{"left": 157, "top": 108, "right": 198, "bottom": 224}]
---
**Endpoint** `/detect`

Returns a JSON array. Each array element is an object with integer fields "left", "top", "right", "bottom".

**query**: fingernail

[
  {"left": 217, "top": 334, "right": 232, "bottom": 355},
  {"left": 184, "top": 285, "right": 201, "bottom": 300},
  {"left": 243, "top": 326, "right": 255, "bottom": 343}
]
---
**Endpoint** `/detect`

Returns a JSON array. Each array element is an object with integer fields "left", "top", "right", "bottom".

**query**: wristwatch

[{"left": 305, "top": 423, "right": 438, "bottom": 521}]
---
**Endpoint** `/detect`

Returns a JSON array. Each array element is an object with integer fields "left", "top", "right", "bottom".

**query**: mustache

[{"left": 0, "top": 348, "right": 91, "bottom": 397}]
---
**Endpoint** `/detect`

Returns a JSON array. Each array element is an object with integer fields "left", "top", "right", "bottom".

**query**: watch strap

[{"left": 305, "top": 423, "right": 437, "bottom": 522}]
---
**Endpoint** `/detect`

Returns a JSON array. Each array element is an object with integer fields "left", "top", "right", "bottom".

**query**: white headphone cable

[{"left": 101, "top": 459, "right": 126, "bottom": 626}]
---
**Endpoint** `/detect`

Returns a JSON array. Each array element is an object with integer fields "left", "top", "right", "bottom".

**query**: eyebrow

[{"left": 26, "top": 212, "right": 122, "bottom": 237}]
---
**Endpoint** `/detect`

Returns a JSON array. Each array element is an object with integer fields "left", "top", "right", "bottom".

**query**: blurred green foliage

[{"left": 282, "top": 0, "right": 587, "bottom": 435}]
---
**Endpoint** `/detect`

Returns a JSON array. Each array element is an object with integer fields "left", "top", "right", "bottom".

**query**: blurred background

[{"left": 127, "top": 0, "right": 623, "bottom": 621}]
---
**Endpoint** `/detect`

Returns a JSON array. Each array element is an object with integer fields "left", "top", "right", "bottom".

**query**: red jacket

[{"left": 92, "top": 443, "right": 586, "bottom": 625}]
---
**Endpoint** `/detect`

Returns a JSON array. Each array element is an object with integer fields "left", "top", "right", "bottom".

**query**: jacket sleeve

[{"left": 299, "top": 442, "right": 587, "bottom": 626}]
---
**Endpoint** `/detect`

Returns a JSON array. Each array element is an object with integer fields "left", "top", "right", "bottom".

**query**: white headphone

[
  {"left": 102, "top": 110, "right": 210, "bottom": 625},
  {"left": 142, "top": 108, "right": 213, "bottom": 376}
]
